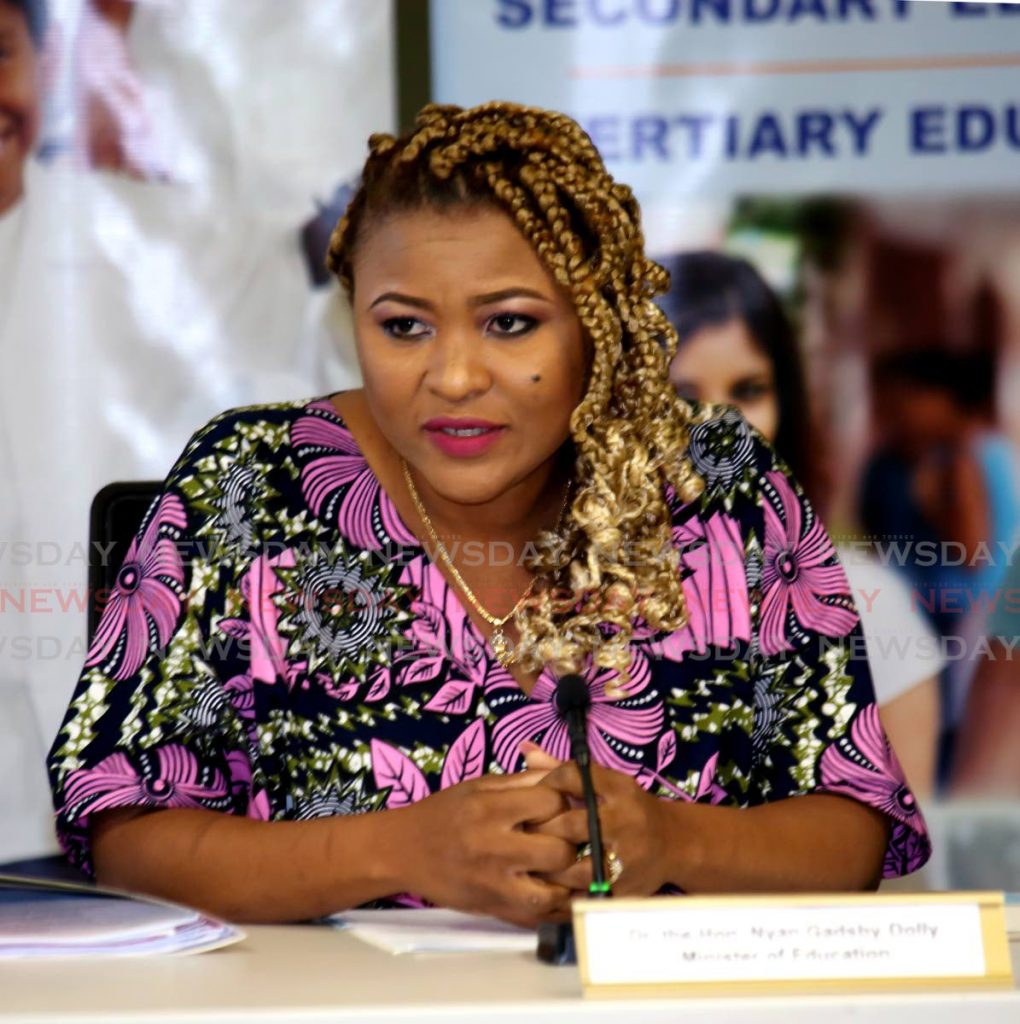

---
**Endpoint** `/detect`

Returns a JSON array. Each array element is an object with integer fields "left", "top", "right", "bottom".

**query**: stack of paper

[
  {"left": 0, "top": 873, "right": 243, "bottom": 957},
  {"left": 332, "top": 908, "right": 536, "bottom": 955}
]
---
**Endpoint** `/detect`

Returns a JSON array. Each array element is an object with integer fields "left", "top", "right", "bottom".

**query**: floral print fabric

[{"left": 48, "top": 398, "right": 930, "bottom": 882}]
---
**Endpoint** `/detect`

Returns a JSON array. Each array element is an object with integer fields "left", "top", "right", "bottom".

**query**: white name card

[{"left": 572, "top": 892, "right": 1013, "bottom": 996}]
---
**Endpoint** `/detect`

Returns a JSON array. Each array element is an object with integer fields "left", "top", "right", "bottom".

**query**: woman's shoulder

[
  {"left": 672, "top": 400, "right": 795, "bottom": 528},
  {"left": 182, "top": 393, "right": 350, "bottom": 446},
  {"left": 165, "top": 390, "right": 419, "bottom": 555},
  {"left": 157, "top": 393, "right": 364, "bottom": 543},
  {"left": 167, "top": 393, "right": 355, "bottom": 479}
]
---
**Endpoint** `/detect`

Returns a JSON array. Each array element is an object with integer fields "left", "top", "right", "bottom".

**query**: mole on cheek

[{"left": 530, "top": 374, "right": 541, "bottom": 383}]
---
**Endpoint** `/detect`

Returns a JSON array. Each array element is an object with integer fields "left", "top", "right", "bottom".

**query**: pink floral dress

[{"left": 48, "top": 398, "right": 930, "bottom": 884}]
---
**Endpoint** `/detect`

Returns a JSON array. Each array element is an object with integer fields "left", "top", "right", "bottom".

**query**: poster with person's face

[{"left": 0, "top": 0, "right": 393, "bottom": 862}]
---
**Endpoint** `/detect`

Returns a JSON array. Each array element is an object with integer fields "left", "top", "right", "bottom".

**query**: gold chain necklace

[{"left": 401, "top": 458, "right": 568, "bottom": 668}]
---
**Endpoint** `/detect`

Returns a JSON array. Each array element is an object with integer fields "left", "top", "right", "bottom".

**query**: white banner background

[{"left": 0, "top": 0, "right": 393, "bottom": 861}]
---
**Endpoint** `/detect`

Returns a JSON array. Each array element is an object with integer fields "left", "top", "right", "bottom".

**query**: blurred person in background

[
  {"left": 860, "top": 347, "right": 1020, "bottom": 766},
  {"left": 664, "top": 251, "right": 942, "bottom": 795},
  {"left": 0, "top": 0, "right": 52, "bottom": 216},
  {"left": 950, "top": 551, "right": 1020, "bottom": 795}
]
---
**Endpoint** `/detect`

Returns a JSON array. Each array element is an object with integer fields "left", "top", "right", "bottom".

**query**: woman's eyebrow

[
  {"left": 368, "top": 287, "right": 554, "bottom": 311},
  {"left": 469, "top": 287, "right": 553, "bottom": 306},
  {"left": 368, "top": 291, "right": 434, "bottom": 311}
]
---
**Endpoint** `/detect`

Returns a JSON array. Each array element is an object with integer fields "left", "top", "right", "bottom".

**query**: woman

[
  {"left": 951, "top": 551, "right": 1020, "bottom": 793},
  {"left": 665, "top": 251, "right": 942, "bottom": 794},
  {"left": 861, "top": 346, "right": 1020, "bottom": 739},
  {"left": 48, "top": 103, "right": 929, "bottom": 926}
]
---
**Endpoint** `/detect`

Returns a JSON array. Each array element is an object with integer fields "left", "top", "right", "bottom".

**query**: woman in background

[
  {"left": 951, "top": 527, "right": 1020, "bottom": 793},
  {"left": 665, "top": 251, "right": 942, "bottom": 795},
  {"left": 861, "top": 347, "right": 1020, "bottom": 759}
]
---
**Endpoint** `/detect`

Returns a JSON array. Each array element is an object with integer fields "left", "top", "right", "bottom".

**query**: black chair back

[{"left": 88, "top": 482, "right": 163, "bottom": 641}]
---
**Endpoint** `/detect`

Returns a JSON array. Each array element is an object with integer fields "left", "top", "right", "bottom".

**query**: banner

[
  {"left": 433, "top": 0, "right": 1020, "bottom": 196},
  {"left": 0, "top": 0, "right": 393, "bottom": 860},
  {"left": 432, "top": 0, "right": 1020, "bottom": 832}
]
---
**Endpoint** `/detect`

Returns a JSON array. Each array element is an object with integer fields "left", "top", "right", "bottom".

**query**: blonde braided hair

[{"left": 328, "top": 102, "right": 704, "bottom": 682}]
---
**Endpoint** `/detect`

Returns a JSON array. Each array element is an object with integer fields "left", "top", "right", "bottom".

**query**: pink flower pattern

[
  {"left": 292, "top": 400, "right": 418, "bottom": 550},
  {"left": 238, "top": 548, "right": 298, "bottom": 686},
  {"left": 760, "top": 471, "right": 859, "bottom": 656},
  {"left": 820, "top": 704, "right": 920, "bottom": 827},
  {"left": 62, "top": 745, "right": 230, "bottom": 823},
  {"left": 84, "top": 494, "right": 188, "bottom": 680},
  {"left": 490, "top": 651, "right": 664, "bottom": 774},
  {"left": 648, "top": 511, "right": 752, "bottom": 661}
]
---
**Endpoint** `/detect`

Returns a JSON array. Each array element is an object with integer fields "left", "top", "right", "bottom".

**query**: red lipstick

[{"left": 423, "top": 417, "right": 506, "bottom": 458}]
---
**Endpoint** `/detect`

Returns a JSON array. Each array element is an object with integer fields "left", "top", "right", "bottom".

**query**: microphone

[
  {"left": 537, "top": 673, "right": 611, "bottom": 966},
  {"left": 555, "top": 674, "right": 611, "bottom": 899}
]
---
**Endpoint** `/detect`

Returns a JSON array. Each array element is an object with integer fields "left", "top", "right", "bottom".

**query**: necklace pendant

[{"left": 490, "top": 627, "right": 515, "bottom": 668}]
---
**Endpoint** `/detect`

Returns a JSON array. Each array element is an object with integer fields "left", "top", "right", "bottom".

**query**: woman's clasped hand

[
  {"left": 398, "top": 742, "right": 675, "bottom": 925},
  {"left": 525, "top": 750, "right": 675, "bottom": 902},
  {"left": 397, "top": 760, "right": 575, "bottom": 927}
]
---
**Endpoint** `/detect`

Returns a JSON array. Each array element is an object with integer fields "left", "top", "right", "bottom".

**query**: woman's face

[
  {"left": 0, "top": 3, "right": 43, "bottom": 216},
  {"left": 350, "top": 205, "right": 588, "bottom": 505},
  {"left": 668, "top": 317, "right": 779, "bottom": 444}
]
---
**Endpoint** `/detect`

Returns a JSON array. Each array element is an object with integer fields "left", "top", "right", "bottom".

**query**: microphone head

[{"left": 555, "top": 673, "right": 590, "bottom": 715}]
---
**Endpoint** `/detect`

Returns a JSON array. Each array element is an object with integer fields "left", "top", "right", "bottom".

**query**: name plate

[{"left": 571, "top": 892, "right": 1013, "bottom": 996}]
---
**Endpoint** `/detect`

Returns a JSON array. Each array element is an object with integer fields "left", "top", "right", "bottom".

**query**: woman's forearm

[
  {"left": 661, "top": 794, "right": 888, "bottom": 893},
  {"left": 91, "top": 805, "right": 414, "bottom": 923}
]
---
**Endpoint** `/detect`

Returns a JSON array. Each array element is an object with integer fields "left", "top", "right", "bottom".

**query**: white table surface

[{"left": 1, "top": 924, "right": 1018, "bottom": 1024}]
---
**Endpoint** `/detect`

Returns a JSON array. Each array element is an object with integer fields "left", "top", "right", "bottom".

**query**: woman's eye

[
  {"left": 731, "top": 380, "right": 772, "bottom": 402},
  {"left": 381, "top": 316, "right": 430, "bottom": 340},
  {"left": 487, "top": 313, "right": 538, "bottom": 337}
]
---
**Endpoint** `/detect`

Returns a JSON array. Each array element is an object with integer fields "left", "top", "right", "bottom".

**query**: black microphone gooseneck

[
  {"left": 555, "top": 673, "right": 611, "bottom": 898},
  {"left": 536, "top": 673, "right": 610, "bottom": 965}
]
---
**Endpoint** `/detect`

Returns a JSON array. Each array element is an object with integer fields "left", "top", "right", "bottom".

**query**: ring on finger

[{"left": 606, "top": 848, "right": 624, "bottom": 886}]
